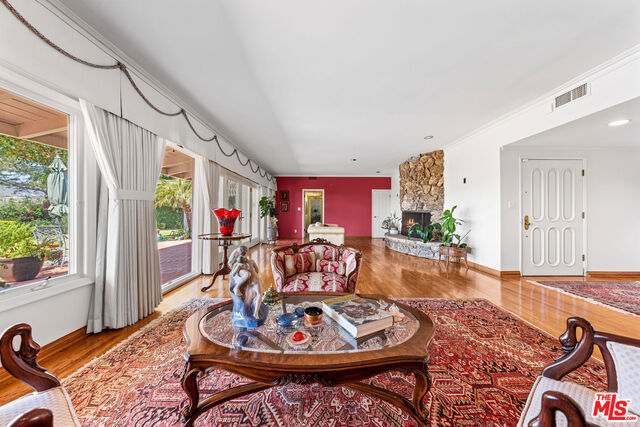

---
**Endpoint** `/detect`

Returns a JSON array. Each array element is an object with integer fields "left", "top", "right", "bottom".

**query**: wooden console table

[
  {"left": 438, "top": 245, "right": 469, "bottom": 268},
  {"left": 198, "top": 232, "right": 251, "bottom": 292}
]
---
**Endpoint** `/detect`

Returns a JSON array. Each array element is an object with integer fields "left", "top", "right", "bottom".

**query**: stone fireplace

[
  {"left": 401, "top": 211, "right": 431, "bottom": 236},
  {"left": 399, "top": 150, "right": 444, "bottom": 219}
]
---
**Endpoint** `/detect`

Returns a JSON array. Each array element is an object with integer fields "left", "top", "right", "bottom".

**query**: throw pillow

[
  {"left": 284, "top": 252, "right": 316, "bottom": 277},
  {"left": 316, "top": 259, "right": 346, "bottom": 275}
]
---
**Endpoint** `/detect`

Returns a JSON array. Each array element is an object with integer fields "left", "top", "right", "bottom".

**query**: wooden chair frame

[
  {"left": 0, "top": 323, "right": 61, "bottom": 427},
  {"left": 529, "top": 317, "right": 640, "bottom": 426}
]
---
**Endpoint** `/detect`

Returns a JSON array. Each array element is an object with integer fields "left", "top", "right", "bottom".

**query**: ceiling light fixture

[
  {"left": 608, "top": 119, "right": 630, "bottom": 127},
  {"left": 423, "top": 135, "right": 434, "bottom": 140}
]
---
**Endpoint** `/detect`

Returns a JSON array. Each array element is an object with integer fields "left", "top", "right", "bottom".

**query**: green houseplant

[
  {"left": 439, "top": 206, "right": 468, "bottom": 248},
  {"left": 408, "top": 222, "right": 442, "bottom": 243},
  {"left": 381, "top": 212, "right": 400, "bottom": 234},
  {"left": 0, "top": 220, "right": 54, "bottom": 282},
  {"left": 259, "top": 196, "right": 279, "bottom": 240}
]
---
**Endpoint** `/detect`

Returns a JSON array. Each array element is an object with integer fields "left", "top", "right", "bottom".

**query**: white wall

[
  {"left": 500, "top": 147, "right": 640, "bottom": 272},
  {"left": 0, "top": 280, "right": 93, "bottom": 345},
  {"left": 390, "top": 168, "right": 401, "bottom": 215},
  {"left": 444, "top": 47, "right": 640, "bottom": 271}
]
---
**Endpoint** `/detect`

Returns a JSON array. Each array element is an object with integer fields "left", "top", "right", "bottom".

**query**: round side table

[{"left": 198, "top": 232, "right": 251, "bottom": 292}]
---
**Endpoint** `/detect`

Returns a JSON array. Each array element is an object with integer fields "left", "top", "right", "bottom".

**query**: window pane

[
  {"left": 0, "top": 89, "right": 70, "bottom": 293},
  {"left": 156, "top": 146, "right": 194, "bottom": 284},
  {"left": 227, "top": 180, "right": 238, "bottom": 209}
]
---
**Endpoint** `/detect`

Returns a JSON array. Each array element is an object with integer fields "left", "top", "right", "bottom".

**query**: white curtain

[
  {"left": 193, "top": 157, "right": 220, "bottom": 274},
  {"left": 81, "top": 99, "right": 166, "bottom": 333},
  {"left": 259, "top": 186, "right": 269, "bottom": 243}
]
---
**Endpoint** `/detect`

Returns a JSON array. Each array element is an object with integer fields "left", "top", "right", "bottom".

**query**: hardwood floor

[{"left": 1, "top": 237, "right": 638, "bottom": 405}]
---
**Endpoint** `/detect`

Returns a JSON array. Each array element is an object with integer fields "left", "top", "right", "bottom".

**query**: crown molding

[
  {"left": 502, "top": 144, "right": 640, "bottom": 152},
  {"left": 275, "top": 174, "right": 393, "bottom": 178},
  {"left": 445, "top": 44, "right": 640, "bottom": 150},
  {"left": 32, "top": 0, "right": 273, "bottom": 177}
]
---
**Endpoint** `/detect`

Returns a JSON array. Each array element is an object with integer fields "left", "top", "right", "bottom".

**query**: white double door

[
  {"left": 372, "top": 190, "right": 392, "bottom": 238},
  {"left": 521, "top": 159, "right": 584, "bottom": 276}
]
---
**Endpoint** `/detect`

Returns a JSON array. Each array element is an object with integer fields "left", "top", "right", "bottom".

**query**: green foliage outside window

[
  {"left": 0, "top": 220, "right": 54, "bottom": 259},
  {"left": 0, "top": 134, "right": 68, "bottom": 195}
]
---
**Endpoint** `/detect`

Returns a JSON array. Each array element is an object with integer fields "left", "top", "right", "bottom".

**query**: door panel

[
  {"left": 522, "top": 159, "right": 583, "bottom": 276},
  {"left": 372, "top": 190, "right": 392, "bottom": 238}
]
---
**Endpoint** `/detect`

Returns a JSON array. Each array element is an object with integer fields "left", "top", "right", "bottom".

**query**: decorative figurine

[
  {"left": 228, "top": 246, "right": 268, "bottom": 328},
  {"left": 262, "top": 285, "right": 281, "bottom": 306}
]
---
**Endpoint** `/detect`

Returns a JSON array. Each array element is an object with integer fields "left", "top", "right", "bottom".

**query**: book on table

[{"left": 321, "top": 295, "right": 393, "bottom": 338}]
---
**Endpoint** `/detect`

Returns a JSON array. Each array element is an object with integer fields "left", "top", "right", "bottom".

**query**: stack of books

[{"left": 322, "top": 295, "right": 393, "bottom": 338}]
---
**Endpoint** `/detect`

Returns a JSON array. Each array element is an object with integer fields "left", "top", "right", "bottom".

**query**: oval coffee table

[{"left": 180, "top": 292, "right": 435, "bottom": 426}]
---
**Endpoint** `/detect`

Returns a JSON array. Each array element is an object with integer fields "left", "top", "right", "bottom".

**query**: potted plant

[
  {"left": 381, "top": 212, "right": 401, "bottom": 235},
  {"left": 438, "top": 206, "right": 470, "bottom": 266},
  {"left": 408, "top": 222, "right": 442, "bottom": 243},
  {"left": 259, "top": 196, "right": 279, "bottom": 241},
  {"left": 0, "top": 221, "right": 54, "bottom": 282}
]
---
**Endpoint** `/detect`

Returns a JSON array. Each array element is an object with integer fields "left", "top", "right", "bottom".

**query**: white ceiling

[
  {"left": 56, "top": 0, "right": 640, "bottom": 174},
  {"left": 509, "top": 96, "right": 640, "bottom": 148}
]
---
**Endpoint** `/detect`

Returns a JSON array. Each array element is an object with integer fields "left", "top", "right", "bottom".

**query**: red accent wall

[{"left": 275, "top": 176, "right": 392, "bottom": 238}]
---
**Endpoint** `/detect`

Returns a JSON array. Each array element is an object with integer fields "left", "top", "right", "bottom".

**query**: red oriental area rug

[
  {"left": 63, "top": 299, "right": 605, "bottom": 426},
  {"left": 529, "top": 280, "right": 640, "bottom": 316}
]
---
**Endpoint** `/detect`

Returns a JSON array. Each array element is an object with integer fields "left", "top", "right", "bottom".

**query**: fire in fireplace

[{"left": 401, "top": 211, "right": 431, "bottom": 236}]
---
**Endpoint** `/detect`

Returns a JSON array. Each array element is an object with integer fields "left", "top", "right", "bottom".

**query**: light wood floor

[{"left": 1, "top": 238, "right": 638, "bottom": 404}]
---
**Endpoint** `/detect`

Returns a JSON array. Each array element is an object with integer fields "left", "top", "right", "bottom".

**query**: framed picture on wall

[
  {"left": 281, "top": 201, "right": 289, "bottom": 212},
  {"left": 280, "top": 190, "right": 289, "bottom": 201}
]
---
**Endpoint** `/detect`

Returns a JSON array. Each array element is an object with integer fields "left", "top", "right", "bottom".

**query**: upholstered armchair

[
  {"left": 271, "top": 238, "right": 362, "bottom": 293},
  {"left": 518, "top": 317, "right": 640, "bottom": 426},
  {"left": 0, "top": 324, "right": 80, "bottom": 426}
]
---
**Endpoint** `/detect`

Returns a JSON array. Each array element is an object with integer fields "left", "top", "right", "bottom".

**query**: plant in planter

[
  {"left": 381, "top": 212, "right": 400, "bottom": 235},
  {"left": 259, "top": 196, "right": 279, "bottom": 241},
  {"left": 0, "top": 220, "right": 54, "bottom": 283},
  {"left": 408, "top": 222, "right": 442, "bottom": 243},
  {"left": 439, "top": 206, "right": 469, "bottom": 248}
]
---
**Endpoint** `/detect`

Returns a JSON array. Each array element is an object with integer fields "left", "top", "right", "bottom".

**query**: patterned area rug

[
  {"left": 63, "top": 298, "right": 606, "bottom": 426},
  {"left": 529, "top": 281, "right": 640, "bottom": 316}
]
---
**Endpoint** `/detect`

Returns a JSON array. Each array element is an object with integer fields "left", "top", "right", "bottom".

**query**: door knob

[{"left": 524, "top": 215, "right": 530, "bottom": 230}]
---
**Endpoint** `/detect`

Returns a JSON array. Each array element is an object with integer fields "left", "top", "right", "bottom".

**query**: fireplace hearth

[{"left": 401, "top": 211, "right": 431, "bottom": 236}]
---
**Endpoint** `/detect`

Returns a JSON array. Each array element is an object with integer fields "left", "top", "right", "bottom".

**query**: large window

[
  {"left": 0, "top": 88, "right": 71, "bottom": 293},
  {"left": 155, "top": 145, "right": 194, "bottom": 285}
]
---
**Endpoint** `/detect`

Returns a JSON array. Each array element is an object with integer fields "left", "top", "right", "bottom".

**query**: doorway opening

[
  {"left": 302, "top": 190, "right": 324, "bottom": 237},
  {"left": 156, "top": 144, "right": 194, "bottom": 285}
]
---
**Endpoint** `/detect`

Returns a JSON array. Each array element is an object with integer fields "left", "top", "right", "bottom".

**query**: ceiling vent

[{"left": 554, "top": 83, "right": 589, "bottom": 109}]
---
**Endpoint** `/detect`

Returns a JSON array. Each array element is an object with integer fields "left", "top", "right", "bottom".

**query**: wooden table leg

[
  {"left": 201, "top": 243, "right": 231, "bottom": 292},
  {"left": 412, "top": 369, "right": 430, "bottom": 421},
  {"left": 345, "top": 378, "right": 429, "bottom": 426},
  {"left": 180, "top": 362, "right": 202, "bottom": 427}
]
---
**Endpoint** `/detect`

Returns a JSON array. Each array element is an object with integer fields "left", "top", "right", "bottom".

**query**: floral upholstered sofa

[{"left": 270, "top": 239, "right": 362, "bottom": 293}]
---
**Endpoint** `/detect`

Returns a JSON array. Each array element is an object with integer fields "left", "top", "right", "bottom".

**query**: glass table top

[{"left": 199, "top": 294, "right": 419, "bottom": 354}]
